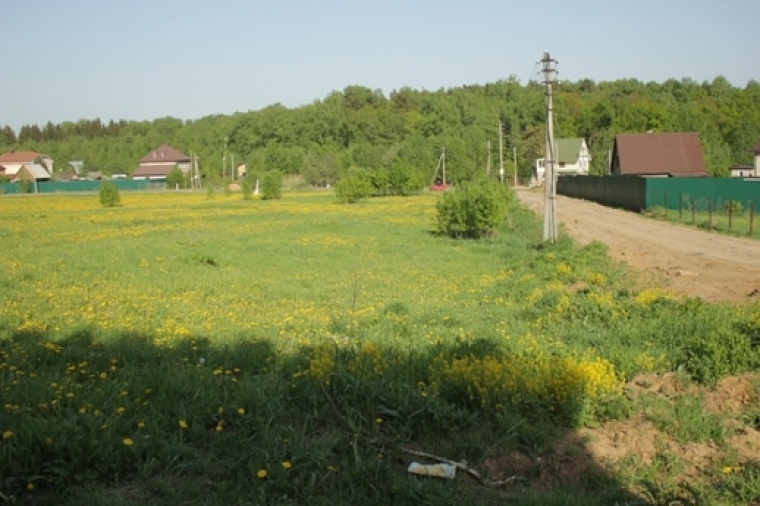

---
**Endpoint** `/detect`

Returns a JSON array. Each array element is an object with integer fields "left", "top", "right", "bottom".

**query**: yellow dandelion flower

[
  {"left": 178, "top": 420, "right": 188, "bottom": 429},
  {"left": 137, "top": 422, "right": 145, "bottom": 429},
  {"left": 215, "top": 422, "right": 224, "bottom": 432},
  {"left": 115, "top": 407, "right": 126, "bottom": 415},
  {"left": 327, "top": 465, "right": 337, "bottom": 472},
  {"left": 2, "top": 430, "right": 12, "bottom": 439},
  {"left": 375, "top": 418, "right": 383, "bottom": 424},
  {"left": 27, "top": 482, "right": 34, "bottom": 491},
  {"left": 281, "top": 461, "right": 292, "bottom": 470},
  {"left": 237, "top": 408, "right": 245, "bottom": 415},
  {"left": 722, "top": 466, "right": 733, "bottom": 474},
  {"left": 122, "top": 438, "right": 133, "bottom": 446},
  {"left": 257, "top": 468, "right": 267, "bottom": 479}
]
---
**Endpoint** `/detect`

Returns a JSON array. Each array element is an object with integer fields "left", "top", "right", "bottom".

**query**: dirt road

[{"left": 516, "top": 188, "right": 760, "bottom": 304}]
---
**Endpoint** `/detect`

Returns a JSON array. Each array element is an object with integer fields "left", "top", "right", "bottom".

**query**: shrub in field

[
  {"left": 166, "top": 166, "right": 185, "bottom": 188},
  {"left": 261, "top": 170, "right": 283, "bottom": 200},
  {"left": 436, "top": 179, "right": 511, "bottom": 238},
  {"left": 335, "top": 168, "right": 373, "bottom": 203},
  {"left": 387, "top": 161, "right": 425, "bottom": 196},
  {"left": 98, "top": 182, "right": 120, "bottom": 207},
  {"left": 241, "top": 180, "right": 253, "bottom": 200}
]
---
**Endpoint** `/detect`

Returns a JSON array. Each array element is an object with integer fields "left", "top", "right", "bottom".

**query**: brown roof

[
  {"left": 0, "top": 150, "right": 50, "bottom": 163},
  {"left": 132, "top": 164, "right": 174, "bottom": 177},
  {"left": 613, "top": 132, "right": 707, "bottom": 177},
  {"left": 139, "top": 145, "right": 190, "bottom": 164}
]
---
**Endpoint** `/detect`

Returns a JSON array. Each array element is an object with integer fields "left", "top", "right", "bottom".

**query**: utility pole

[
  {"left": 442, "top": 147, "right": 446, "bottom": 185},
  {"left": 486, "top": 140, "right": 491, "bottom": 176},
  {"left": 223, "top": 136, "right": 228, "bottom": 180},
  {"left": 540, "top": 52, "right": 558, "bottom": 243},
  {"left": 498, "top": 121, "right": 504, "bottom": 183},
  {"left": 513, "top": 147, "right": 518, "bottom": 187}
]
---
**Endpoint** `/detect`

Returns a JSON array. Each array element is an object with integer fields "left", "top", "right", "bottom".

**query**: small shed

[{"left": 15, "top": 164, "right": 52, "bottom": 182}]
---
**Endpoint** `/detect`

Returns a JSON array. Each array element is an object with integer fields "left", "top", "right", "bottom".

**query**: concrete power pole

[
  {"left": 498, "top": 121, "right": 504, "bottom": 183},
  {"left": 540, "top": 52, "right": 558, "bottom": 243},
  {"left": 513, "top": 147, "right": 517, "bottom": 187},
  {"left": 223, "top": 136, "right": 228, "bottom": 180}
]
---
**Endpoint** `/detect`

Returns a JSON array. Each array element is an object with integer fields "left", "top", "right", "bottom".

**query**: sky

[{"left": 2, "top": 0, "right": 759, "bottom": 134}]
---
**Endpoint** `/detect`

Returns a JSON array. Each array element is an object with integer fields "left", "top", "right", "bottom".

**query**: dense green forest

[{"left": 2, "top": 76, "right": 759, "bottom": 184}]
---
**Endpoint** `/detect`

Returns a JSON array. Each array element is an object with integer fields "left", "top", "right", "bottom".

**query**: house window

[{"left": 559, "top": 162, "right": 566, "bottom": 168}]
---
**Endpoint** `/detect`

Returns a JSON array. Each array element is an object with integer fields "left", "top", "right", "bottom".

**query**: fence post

[
  {"left": 691, "top": 195, "right": 695, "bottom": 224},
  {"left": 751, "top": 201, "right": 755, "bottom": 236}
]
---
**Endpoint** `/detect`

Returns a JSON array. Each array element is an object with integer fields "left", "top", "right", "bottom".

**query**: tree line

[{"left": 2, "top": 76, "right": 758, "bottom": 184}]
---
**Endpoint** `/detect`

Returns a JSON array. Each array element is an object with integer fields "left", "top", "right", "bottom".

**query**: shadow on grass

[{"left": 0, "top": 326, "right": 647, "bottom": 505}]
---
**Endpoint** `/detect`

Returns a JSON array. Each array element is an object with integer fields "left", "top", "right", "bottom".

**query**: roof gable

[
  {"left": 0, "top": 151, "right": 51, "bottom": 163},
  {"left": 613, "top": 133, "right": 707, "bottom": 176},
  {"left": 16, "top": 163, "right": 51, "bottom": 180},
  {"left": 139, "top": 145, "right": 190, "bottom": 164},
  {"left": 555, "top": 138, "right": 585, "bottom": 164}
]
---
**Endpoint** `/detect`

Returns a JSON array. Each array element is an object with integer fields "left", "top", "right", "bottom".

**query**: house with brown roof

[
  {"left": 132, "top": 145, "right": 191, "bottom": 180},
  {"left": 0, "top": 150, "right": 54, "bottom": 179},
  {"left": 610, "top": 132, "right": 707, "bottom": 177}
]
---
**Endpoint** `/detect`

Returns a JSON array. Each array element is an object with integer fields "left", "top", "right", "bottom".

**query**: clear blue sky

[{"left": 2, "top": 0, "right": 758, "bottom": 134}]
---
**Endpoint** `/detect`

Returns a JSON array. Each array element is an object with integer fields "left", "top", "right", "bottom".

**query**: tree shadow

[{"left": 1, "top": 326, "right": 648, "bottom": 505}]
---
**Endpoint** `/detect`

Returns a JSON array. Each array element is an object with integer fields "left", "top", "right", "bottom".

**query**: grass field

[{"left": 1, "top": 189, "right": 759, "bottom": 505}]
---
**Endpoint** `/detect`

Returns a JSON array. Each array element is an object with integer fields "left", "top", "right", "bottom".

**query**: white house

[
  {"left": 534, "top": 138, "right": 591, "bottom": 184},
  {"left": 132, "top": 145, "right": 191, "bottom": 180}
]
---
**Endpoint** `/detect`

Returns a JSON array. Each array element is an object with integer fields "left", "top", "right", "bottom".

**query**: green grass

[
  {"left": 1, "top": 189, "right": 759, "bottom": 504},
  {"left": 644, "top": 205, "right": 760, "bottom": 239}
]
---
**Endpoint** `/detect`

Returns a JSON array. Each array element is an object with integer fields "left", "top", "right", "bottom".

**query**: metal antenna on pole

[{"left": 539, "top": 52, "right": 558, "bottom": 243}]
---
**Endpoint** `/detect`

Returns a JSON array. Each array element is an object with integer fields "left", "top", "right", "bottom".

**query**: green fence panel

[
  {"left": 0, "top": 180, "right": 165, "bottom": 194},
  {"left": 557, "top": 176, "right": 760, "bottom": 213},
  {"left": 557, "top": 175, "right": 647, "bottom": 211},
  {"left": 645, "top": 178, "right": 760, "bottom": 212}
]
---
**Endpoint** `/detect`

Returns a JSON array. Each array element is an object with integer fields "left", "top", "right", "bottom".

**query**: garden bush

[
  {"left": 335, "top": 168, "right": 373, "bottom": 203},
  {"left": 261, "top": 170, "right": 283, "bottom": 200},
  {"left": 98, "top": 182, "right": 121, "bottom": 207},
  {"left": 436, "top": 179, "right": 512, "bottom": 238}
]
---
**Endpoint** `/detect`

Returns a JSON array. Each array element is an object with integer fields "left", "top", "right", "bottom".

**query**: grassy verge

[
  {"left": 644, "top": 205, "right": 760, "bottom": 239},
  {"left": 1, "top": 190, "right": 759, "bottom": 504}
]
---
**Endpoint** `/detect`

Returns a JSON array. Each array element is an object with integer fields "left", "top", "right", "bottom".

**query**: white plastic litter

[{"left": 407, "top": 462, "right": 456, "bottom": 479}]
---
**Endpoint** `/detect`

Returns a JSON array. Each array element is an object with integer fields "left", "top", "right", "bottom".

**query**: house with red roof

[
  {"left": 0, "top": 150, "right": 54, "bottom": 180},
  {"left": 610, "top": 133, "right": 707, "bottom": 177},
  {"left": 132, "top": 145, "right": 191, "bottom": 180}
]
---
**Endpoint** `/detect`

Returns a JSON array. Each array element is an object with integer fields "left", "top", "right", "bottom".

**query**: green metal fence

[
  {"left": 557, "top": 175, "right": 646, "bottom": 211},
  {"left": 0, "top": 180, "right": 165, "bottom": 195},
  {"left": 557, "top": 176, "right": 760, "bottom": 213},
  {"left": 645, "top": 178, "right": 759, "bottom": 212}
]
